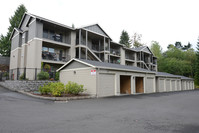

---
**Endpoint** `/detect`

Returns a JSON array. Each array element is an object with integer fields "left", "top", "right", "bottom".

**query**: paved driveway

[{"left": 0, "top": 86, "right": 199, "bottom": 133}]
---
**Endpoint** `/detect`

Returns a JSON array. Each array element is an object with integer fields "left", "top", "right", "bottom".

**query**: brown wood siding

[
  {"left": 136, "top": 77, "right": 144, "bottom": 93},
  {"left": 120, "top": 75, "right": 131, "bottom": 94}
]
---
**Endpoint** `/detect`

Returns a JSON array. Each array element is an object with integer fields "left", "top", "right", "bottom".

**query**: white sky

[{"left": 1, "top": 0, "right": 199, "bottom": 51}]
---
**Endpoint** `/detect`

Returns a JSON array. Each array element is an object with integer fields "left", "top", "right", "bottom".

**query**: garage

[
  {"left": 177, "top": 80, "right": 181, "bottom": 91},
  {"left": 135, "top": 77, "right": 144, "bottom": 93},
  {"left": 146, "top": 77, "right": 155, "bottom": 93},
  {"left": 171, "top": 80, "right": 176, "bottom": 91},
  {"left": 166, "top": 79, "right": 171, "bottom": 92},
  {"left": 98, "top": 73, "right": 115, "bottom": 97},
  {"left": 157, "top": 78, "right": 165, "bottom": 92},
  {"left": 120, "top": 75, "right": 131, "bottom": 94},
  {"left": 58, "top": 58, "right": 194, "bottom": 98}
]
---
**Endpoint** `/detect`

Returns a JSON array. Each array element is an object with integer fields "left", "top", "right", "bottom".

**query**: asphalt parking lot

[{"left": 0, "top": 86, "right": 199, "bottom": 133}]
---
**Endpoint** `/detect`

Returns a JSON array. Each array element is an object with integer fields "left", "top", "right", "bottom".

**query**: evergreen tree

[
  {"left": 0, "top": 4, "right": 27, "bottom": 56},
  {"left": 194, "top": 37, "right": 199, "bottom": 85},
  {"left": 119, "top": 30, "right": 131, "bottom": 48}
]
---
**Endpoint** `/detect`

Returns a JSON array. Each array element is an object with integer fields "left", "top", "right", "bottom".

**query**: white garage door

[
  {"left": 186, "top": 81, "right": 189, "bottom": 90},
  {"left": 158, "top": 79, "right": 165, "bottom": 92},
  {"left": 171, "top": 80, "right": 176, "bottom": 91},
  {"left": 177, "top": 80, "right": 180, "bottom": 91},
  {"left": 146, "top": 77, "right": 154, "bottom": 93},
  {"left": 166, "top": 79, "right": 170, "bottom": 92},
  {"left": 182, "top": 81, "right": 186, "bottom": 90},
  {"left": 98, "top": 73, "right": 115, "bottom": 97}
]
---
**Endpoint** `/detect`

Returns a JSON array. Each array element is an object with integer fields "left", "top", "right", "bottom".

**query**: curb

[
  {"left": 0, "top": 83, "right": 96, "bottom": 101},
  {"left": 19, "top": 91, "right": 96, "bottom": 101}
]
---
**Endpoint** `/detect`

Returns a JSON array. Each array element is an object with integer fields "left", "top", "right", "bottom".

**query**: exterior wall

[
  {"left": 120, "top": 48, "right": 125, "bottom": 65},
  {"left": 60, "top": 67, "right": 97, "bottom": 95},
  {"left": 11, "top": 33, "right": 22, "bottom": 51},
  {"left": 70, "top": 31, "right": 76, "bottom": 58},
  {"left": 20, "top": 44, "right": 28, "bottom": 68},
  {"left": 10, "top": 48, "right": 22, "bottom": 69},
  {"left": 26, "top": 39, "right": 42, "bottom": 80},
  {"left": 98, "top": 69, "right": 156, "bottom": 95}
]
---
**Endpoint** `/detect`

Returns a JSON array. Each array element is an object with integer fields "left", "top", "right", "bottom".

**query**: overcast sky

[{"left": 1, "top": 0, "right": 199, "bottom": 51}]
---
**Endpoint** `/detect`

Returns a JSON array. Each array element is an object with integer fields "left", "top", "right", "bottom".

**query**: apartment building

[{"left": 10, "top": 12, "right": 157, "bottom": 80}]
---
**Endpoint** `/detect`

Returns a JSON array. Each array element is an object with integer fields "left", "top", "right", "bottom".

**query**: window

[
  {"left": 49, "top": 30, "right": 55, "bottom": 40},
  {"left": 49, "top": 48, "right": 54, "bottom": 53},
  {"left": 42, "top": 47, "right": 48, "bottom": 52},
  {"left": 43, "top": 29, "right": 48, "bottom": 39}
]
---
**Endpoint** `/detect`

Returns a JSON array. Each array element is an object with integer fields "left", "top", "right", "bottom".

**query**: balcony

[
  {"left": 42, "top": 51, "right": 70, "bottom": 63},
  {"left": 43, "top": 29, "right": 70, "bottom": 44},
  {"left": 125, "top": 55, "right": 135, "bottom": 60},
  {"left": 110, "top": 59, "right": 120, "bottom": 64},
  {"left": 110, "top": 48, "right": 120, "bottom": 56}
]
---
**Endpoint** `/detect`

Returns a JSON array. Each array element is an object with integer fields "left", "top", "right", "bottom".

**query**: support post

[
  {"left": 17, "top": 68, "right": 19, "bottom": 80},
  {"left": 79, "top": 29, "right": 81, "bottom": 59},
  {"left": 24, "top": 67, "right": 26, "bottom": 80},
  {"left": 86, "top": 30, "right": 88, "bottom": 60},
  {"left": 35, "top": 68, "right": 37, "bottom": 80},
  {"left": 108, "top": 39, "right": 110, "bottom": 62},
  {"left": 104, "top": 37, "right": 105, "bottom": 62}
]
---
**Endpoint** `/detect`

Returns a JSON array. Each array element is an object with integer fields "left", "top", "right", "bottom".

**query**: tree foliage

[
  {"left": 158, "top": 44, "right": 196, "bottom": 78},
  {"left": 194, "top": 37, "right": 199, "bottom": 85},
  {"left": 0, "top": 4, "right": 27, "bottom": 56},
  {"left": 119, "top": 30, "right": 131, "bottom": 48},
  {"left": 167, "top": 41, "right": 192, "bottom": 51},
  {"left": 150, "top": 41, "right": 162, "bottom": 58},
  {"left": 132, "top": 33, "right": 143, "bottom": 47}
]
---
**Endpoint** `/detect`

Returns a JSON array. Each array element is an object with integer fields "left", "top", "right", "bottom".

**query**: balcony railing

[
  {"left": 110, "top": 59, "right": 120, "bottom": 64},
  {"left": 126, "top": 55, "right": 135, "bottom": 60},
  {"left": 42, "top": 51, "right": 70, "bottom": 62},
  {"left": 110, "top": 48, "right": 120, "bottom": 56},
  {"left": 92, "top": 45, "right": 100, "bottom": 51}
]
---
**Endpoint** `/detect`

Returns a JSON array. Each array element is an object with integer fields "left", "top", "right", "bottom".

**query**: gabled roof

[
  {"left": 156, "top": 72, "right": 181, "bottom": 78},
  {"left": 18, "top": 12, "right": 74, "bottom": 31},
  {"left": 156, "top": 72, "right": 194, "bottom": 80},
  {"left": 132, "top": 46, "right": 154, "bottom": 54},
  {"left": 9, "top": 28, "right": 23, "bottom": 40},
  {"left": 177, "top": 75, "right": 194, "bottom": 80},
  {"left": 80, "top": 24, "right": 112, "bottom": 40},
  {"left": 57, "top": 58, "right": 156, "bottom": 74}
]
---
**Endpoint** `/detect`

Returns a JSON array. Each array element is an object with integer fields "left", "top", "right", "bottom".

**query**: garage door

[
  {"left": 182, "top": 81, "right": 186, "bottom": 90},
  {"left": 98, "top": 73, "right": 115, "bottom": 97},
  {"left": 171, "top": 80, "right": 176, "bottom": 91},
  {"left": 146, "top": 77, "right": 154, "bottom": 93},
  {"left": 157, "top": 79, "right": 165, "bottom": 92},
  {"left": 177, "top": 80, "right": 180, "bottom": 91},
  {"left": 166, "top": 79, "right": 170, "bottom": 92}
]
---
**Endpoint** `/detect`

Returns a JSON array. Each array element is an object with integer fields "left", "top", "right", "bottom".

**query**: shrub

[
  {"left": 3, "top": 72, "right": 9, "bottom": 77},
  {"left": 37, "top": 71, "right": 49, "bottom": 80},
  {"left": 49, "top": 82, "right": 65, "bottom": 96},
  {"left": 39, "top": 82, "right": 86, "bottom": 96},
  {"left": 19, "top": 73, "right": 25, "bottom": 80},
  {"left": 39, "top": 83, "right": 51, "bottom": 95},
  {"left": 55, "top": 72, "right": 59, "bottom": 81},
  {"left": 44, "top": 64, "right": 51, "bottom": 72},
  {"left": 66, "top": 81, "right": 85, "bottom": 95}
]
